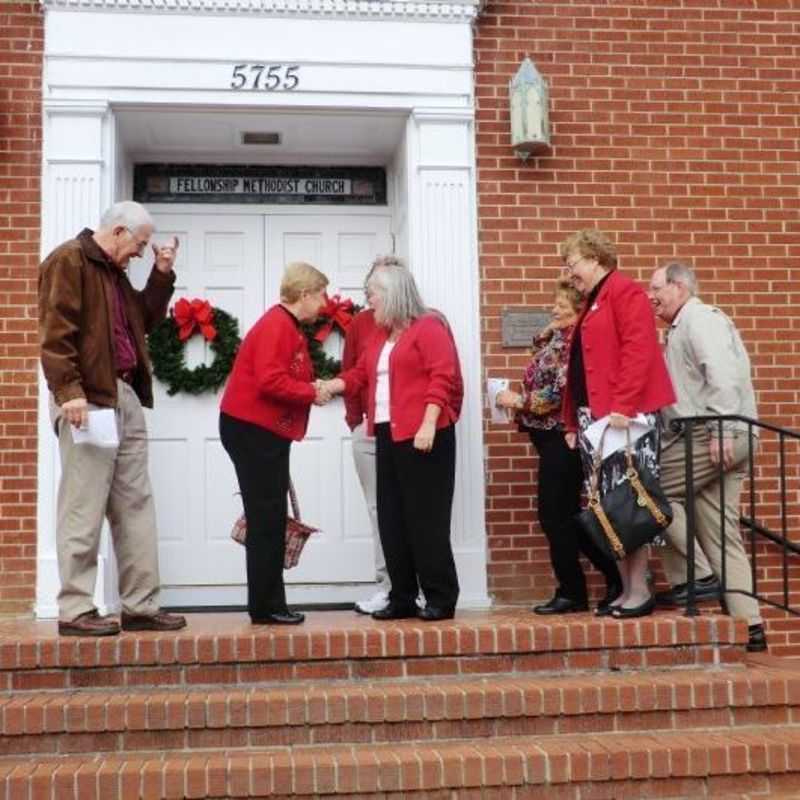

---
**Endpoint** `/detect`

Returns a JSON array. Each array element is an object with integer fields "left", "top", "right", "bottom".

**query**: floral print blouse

[{"left": 516, "top": 324, "right": 574, "bottom": 431}]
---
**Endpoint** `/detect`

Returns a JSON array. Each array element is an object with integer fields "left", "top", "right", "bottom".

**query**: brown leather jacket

[{"left": 38, "top": 228, "right": 175, "bottom": 409}]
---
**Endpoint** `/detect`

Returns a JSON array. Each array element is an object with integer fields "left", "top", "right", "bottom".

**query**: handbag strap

[
  {"left": 288, "top": 477, "right": 301, "bottom": 520},
  {"left": 588, "top": 496, "right": 626, "bottom": 558}
]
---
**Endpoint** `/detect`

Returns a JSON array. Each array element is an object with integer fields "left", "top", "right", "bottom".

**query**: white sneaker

[{"left": 355, "top": 590, "right": 390, "bottom": 615}]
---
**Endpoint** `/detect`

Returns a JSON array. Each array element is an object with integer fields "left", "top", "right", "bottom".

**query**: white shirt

[{"left": 374, "top": 341, "right": 395, "bottom": 424}]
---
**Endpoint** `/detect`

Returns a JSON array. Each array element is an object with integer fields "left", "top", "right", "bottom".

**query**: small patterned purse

[{"left": 230, "top": 479, "right": 319, "bottom": 569}]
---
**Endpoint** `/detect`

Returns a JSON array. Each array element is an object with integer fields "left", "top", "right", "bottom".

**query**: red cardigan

[
  {"left": 341, "top": 308, "right": 378, "bottom": 430},
  {"left": 562, "top": 270, "right": 675, "bottom": 432},
  {"left": 220, "top": 304, "right": 316, "bottom": 441},
  {"left": 340, "top": 313, "right": 463, "bottom": 442}
]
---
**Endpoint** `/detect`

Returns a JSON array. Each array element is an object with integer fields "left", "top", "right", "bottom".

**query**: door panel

[
  {"left": 131, "top": 213, "right": 264, "bottom": 589},
  {"left": 265, "top": 215, "right": 393, "bottom": 586}
]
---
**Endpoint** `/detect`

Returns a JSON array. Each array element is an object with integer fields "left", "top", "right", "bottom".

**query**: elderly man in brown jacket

[{"left": 39, "top": 200, "right": 186, "bottom": 636}]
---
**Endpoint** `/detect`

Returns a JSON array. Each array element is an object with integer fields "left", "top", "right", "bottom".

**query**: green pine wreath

[{"left": 148, "top": 306, "right": 241, "bottom": 396}]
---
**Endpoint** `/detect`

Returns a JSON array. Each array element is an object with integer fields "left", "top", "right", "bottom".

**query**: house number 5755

[{"left": 230, "top": 64, "right": 300, "bottom": 91}]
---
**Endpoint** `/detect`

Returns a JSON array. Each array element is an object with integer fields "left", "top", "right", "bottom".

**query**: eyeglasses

[
  {"left": 125, "top": 227, "right": 149, "bottom": 254},
  {"left": 564, "top": 258, "right": 584, "bottom": 273}
]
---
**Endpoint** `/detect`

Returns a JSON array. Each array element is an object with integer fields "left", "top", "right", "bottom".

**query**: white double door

[{"left": 129, "top": 209, "right": 392, "bottom": 606}]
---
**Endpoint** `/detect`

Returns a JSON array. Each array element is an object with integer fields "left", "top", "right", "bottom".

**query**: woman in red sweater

[
  {"left": 562, "top": 229, "right": 675, "bottom": 619},
  {"left": 323, "top": 264, "right": 463, "bottom": 621},
  {"left": 219, "top": 262, "right": 328, "bottom": 625}
]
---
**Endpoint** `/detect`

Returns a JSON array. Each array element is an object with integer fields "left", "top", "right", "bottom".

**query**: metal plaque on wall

[
  {"left": 133, "top": 164, "right": 387, "bottom": 205},
  {"left": 501, "top": 308, "right": 551, "bottom": 348}
]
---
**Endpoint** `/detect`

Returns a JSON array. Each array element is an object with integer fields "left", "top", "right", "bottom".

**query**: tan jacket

[
  {"left": 660, "top": 296, "right": 758, "bottom": 439},
  {"left": 38, "top": 228, "right": 175, "bottom": 409}
]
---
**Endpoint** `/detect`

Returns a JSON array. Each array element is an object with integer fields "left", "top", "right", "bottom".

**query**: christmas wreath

[
  {"left": 148, "top": 298, "right": 241, "bottom": 396},
  {"left": 301, "top": 294, "right": 362, "bottom": 379}
]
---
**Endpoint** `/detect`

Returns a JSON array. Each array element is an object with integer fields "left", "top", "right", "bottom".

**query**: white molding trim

[{"left": 41, "top": 0, "right": 481, "bottom": 22}]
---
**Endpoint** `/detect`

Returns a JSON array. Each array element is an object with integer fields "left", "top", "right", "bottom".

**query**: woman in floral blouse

[{"left": 496, "top": 279, "right": 621, "bottom": 615}]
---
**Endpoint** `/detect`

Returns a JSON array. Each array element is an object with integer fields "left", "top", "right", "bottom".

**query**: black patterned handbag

[{"left": 576, "top": 427, "right": 673, "bottom": 561}]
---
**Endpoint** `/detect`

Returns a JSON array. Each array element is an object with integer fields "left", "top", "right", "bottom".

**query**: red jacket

[
  {"left": 341, "top": 313, "right": 463, "bottom": 442},
  {"left": 220, "top": 304, "right": 316, "bottom": 441},
  {"left": 341, "top": 308, "right": 377, "bottom": 430},
  {"left": 562, "top": 269, "right": 675, "bottom": 432}
]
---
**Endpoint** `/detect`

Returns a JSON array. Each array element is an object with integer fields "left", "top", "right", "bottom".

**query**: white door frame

[{"left": 36, "top": 1, "right": 489, "bottom": 616}]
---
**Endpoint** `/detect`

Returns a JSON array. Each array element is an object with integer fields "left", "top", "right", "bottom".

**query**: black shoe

[
  {"left": 610, "top": 596, "right": 656, "bottom": 619},
  {"left": 595, "top": 584, "right": 623, "bottom": 616},
  {"left": 747, "top": 624, "right": 768, "bottom": 653},
  {"left": 655, "top": 575, "right": 721, "bottom": 607},
  {"left": 417, "top": 605, "right": 455, "bottom": 621},
  {"left": 372, "top": 603, "right": 418, "bottom": 620},
  {"left": 251, "top": 610, "right": 305, "bottom": 625},
  {"left": 533, "top": 596, "right": 588, "bottom": 615}
]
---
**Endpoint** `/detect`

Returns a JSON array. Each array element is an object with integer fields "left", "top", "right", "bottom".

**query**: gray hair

[
  {"left": 368, "top": 263, "right": 427, "bottom": 327},
  {"left": 663, "top": 261, "right": 698, "bottom": 296},
  {"left": 365, "top": 254, "right": 405, "bottom": 284},
  {"left": 99, "top": 201, "right": 154, "bottom": 233}
]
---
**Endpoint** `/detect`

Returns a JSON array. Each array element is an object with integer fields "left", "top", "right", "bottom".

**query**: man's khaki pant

[
  {"left": 51, "top": 380, "right": 161, "bottom": 622},
  {"left": 659, "top": 430, "right": 761, "bottom": 625}
]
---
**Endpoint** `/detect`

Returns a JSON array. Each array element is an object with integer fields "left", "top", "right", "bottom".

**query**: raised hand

[{"left": 152, "top": 236, "right": 179, "bottom": 274}]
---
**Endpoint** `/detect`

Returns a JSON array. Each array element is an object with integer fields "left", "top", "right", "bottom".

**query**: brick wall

[
  {"left": 0, "top": 1, "right": 42, "bottom": 615},
  {"left": 476, "top": 0, "right": 800, "bottom": 645}
]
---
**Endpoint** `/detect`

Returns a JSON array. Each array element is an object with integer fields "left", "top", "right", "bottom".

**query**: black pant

[
  {"left": 529, "top": 428, "right": 620, "bottom": 603},
  {"left": 220, "top": 412, "right": 291, "bottom": 620},
  {"left": 375, "top": 423, "right": 459, "bottom": 610}
]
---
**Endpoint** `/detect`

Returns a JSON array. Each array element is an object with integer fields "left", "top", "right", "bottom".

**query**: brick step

[
  {"left": 2, "top": 665, "right": 798, "bottom": 757},
  {"left": 2, "top": 727, "right": 800, "bottom": 799},
  {"left": 0, "top": 610, "right": 747, "bottom": 691}
]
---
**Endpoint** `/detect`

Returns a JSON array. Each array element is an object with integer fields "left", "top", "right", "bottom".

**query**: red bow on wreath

[
  {"left": 314, "top": 294, "right": 356, "bottom": 342},
  {"left": 173, "top": 298, "right": 217, "bottom": 342}
]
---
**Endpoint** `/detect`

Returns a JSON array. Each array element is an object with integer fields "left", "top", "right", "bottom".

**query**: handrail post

[{"left": 684, "top": 419, "right": 698, "bottom": 617}]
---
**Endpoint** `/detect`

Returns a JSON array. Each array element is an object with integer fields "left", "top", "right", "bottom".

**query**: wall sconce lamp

[{"left": 509, "top": 57, "right": 551, "bottom": 162}]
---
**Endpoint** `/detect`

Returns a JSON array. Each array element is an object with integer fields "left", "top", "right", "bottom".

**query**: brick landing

[{"left": 4, "top": 609, "right": 797, "bottom": 799}]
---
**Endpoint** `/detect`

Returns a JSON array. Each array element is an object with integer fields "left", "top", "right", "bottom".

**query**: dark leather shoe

[
  {"left": 747, "top": 624, "right": 768, "bottom": 653},
  {"left": 655, "top": 575, "right": 721, "bottom": 607},
  {"left": 533, "top": 596, "right": 588, "bottom": 615},
  {"left": 372, "top": 603, "right": 418, "bottom": 620},
  {"left": 417, "top": 605, "right": 455, "bottom": 621},
  {"left": 251, "top": 610, "right": 305, "bottom": 625},
  {"left": 595, "top": 584, "right": 623, "bottom": 616},
  {"left": 610, "top": 596, "right": 656, "bottom": 619},
  {"left": 58, "top": 610, "right": 120, "bottom": 637},
  {"left": 121, "top": 611, "right": 187, "bottom": 631}
]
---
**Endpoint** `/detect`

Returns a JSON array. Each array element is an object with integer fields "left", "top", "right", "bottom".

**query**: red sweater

[
  {"left": 220, "top": 304, "right": 316, "bottom": 441},
  {"left": 341, "top": 308, "right": 378, "bottom": 430},
  {"left": 562, "top": 269, "right": 676, "bottom": 432},
  {"left": 340, "top": 313, "right": 463, "bottom": 442}
]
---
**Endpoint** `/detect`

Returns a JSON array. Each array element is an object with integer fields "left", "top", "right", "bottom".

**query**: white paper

[
  {"left": 583, "top": 414, "right": 652, "bottom": 460},
  {"left": 70, "top": 408, "right": 119, "bottom": 448},
  {"left": 486, "top": 378, "right": 511, "bottom": 424}
]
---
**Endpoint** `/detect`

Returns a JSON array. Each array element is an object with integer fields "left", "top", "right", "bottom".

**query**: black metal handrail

[{"left": 667, "top": 414, "right": 800, "bottom": 618}]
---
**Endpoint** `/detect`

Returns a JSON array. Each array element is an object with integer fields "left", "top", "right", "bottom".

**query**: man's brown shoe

[
  {"left": 121, "top": 611, "right": 187, "bottom": 632},
  {"left": 58, "top": 610, "right": 120, "bottom": 637}
]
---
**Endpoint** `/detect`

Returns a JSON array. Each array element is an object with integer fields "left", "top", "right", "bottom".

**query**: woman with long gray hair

[{"left": 322, "top": 264, "right": 463, "bottom": 620}]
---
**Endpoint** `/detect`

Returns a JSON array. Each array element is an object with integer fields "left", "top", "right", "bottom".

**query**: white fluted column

[
  {"left": 406, "top": 108, "right": 489, "bottom": 608},
  {"left": 36, "top": 101, "right": 115, "bottom": 618}
]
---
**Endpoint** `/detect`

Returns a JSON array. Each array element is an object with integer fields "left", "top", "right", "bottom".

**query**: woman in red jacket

[
  {"left": 323, "top": 264, "right": 463, "bottom": 621},
  {"left": 219, "top": 262, "right": 328, "bottom": 625},
  {"left": 562, "top": 229, "right": 675, "bottom": 619}
]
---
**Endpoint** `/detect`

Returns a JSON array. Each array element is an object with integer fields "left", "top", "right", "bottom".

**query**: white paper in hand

[
  {"left": 486, "top": 378, "right": 510, "bottom": 424},
  {"left": 70, "top": 408, "right": 119, "bottom": 448},
  {"left": 583, "top": 414, "right": 652, "bottom": 460}
]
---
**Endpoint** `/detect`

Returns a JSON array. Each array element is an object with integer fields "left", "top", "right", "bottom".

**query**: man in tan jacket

[
  {"left": 648, "top": 261, "right": 765, "bottom": 652},
  {"left": 39, "top": 200, "right": 186, "bottom": 636}
]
